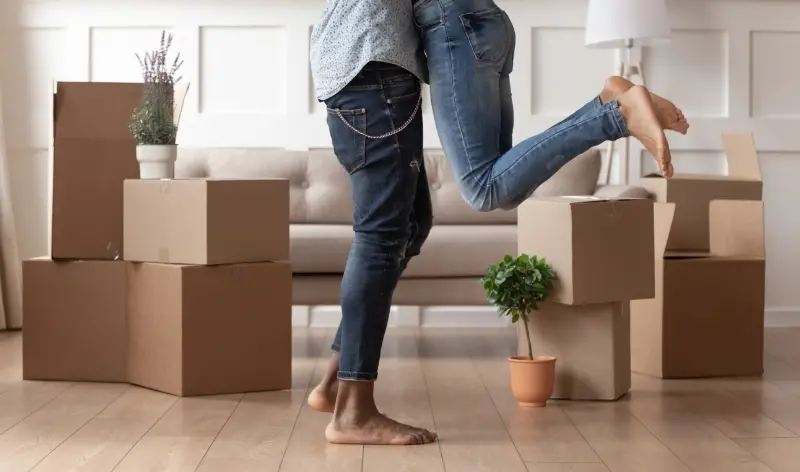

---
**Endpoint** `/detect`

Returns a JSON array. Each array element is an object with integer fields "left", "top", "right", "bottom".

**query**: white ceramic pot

[{"left": 136, "top": 144, "right": 177, "bottom": 179}]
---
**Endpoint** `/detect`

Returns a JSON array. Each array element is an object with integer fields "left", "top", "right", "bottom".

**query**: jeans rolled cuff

[
  {"left": 609, "top": 101, "right": 630, "bottom": 138},
  {"left": 338, "top": 371, "right": 378, "bottom": 381}
]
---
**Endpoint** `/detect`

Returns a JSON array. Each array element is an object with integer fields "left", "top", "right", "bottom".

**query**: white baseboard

[
  {"left": 765, "top": 307, "right": 800, "bottom": 327},
  {"left": 292, "top": 306, "right": 507, "bottom": 328},
  {"left": 292, "top": 306, "right": 800, "bottom": 328}
]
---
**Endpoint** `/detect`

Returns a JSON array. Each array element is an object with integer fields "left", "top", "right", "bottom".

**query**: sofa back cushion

[{"left": 175, "top": 147, "right": 601, "bottom": 225}]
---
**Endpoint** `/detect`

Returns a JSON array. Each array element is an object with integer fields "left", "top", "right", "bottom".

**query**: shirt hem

[{"left": 315, "top": 58, "right": 427, "bottom": 102}]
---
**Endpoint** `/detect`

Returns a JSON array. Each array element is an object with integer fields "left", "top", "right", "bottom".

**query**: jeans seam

[
  {"left": 610, "top": 100, "right": 630, "bottom": 137},
  {"left": 440, "top": 0, "right": 476, "bottom": 188},
  {"left": 490, "top": 106, "right": 622, "bottom": 184}
]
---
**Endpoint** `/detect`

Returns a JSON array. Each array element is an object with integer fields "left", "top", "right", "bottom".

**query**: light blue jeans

[{"left": 414, "top": 0, "right": 630, "bottom": 211}]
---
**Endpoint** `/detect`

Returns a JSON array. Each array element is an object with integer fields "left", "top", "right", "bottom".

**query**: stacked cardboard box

[
  {"left": 23, "top": 82, "right": 142, "bottom": 383},
  {"left": 24, "top": 82, "right": 294, "bottom": 397},
  {"left": 632, "top": 133, "right": 766, "bottom": 378},
  {"left": 517, "top": 197, "right": 667, "bottom": 400},
  {"left": 123, "top": 178, "right": 291, "bottom": 396}
]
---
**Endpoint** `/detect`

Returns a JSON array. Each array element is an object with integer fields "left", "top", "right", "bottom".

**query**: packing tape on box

[
  {"left": 158, "top": 247, "right": 170, "bottom": 262},
  {"left": 160, "top": 180, "right": 171, "bottom": 194}
]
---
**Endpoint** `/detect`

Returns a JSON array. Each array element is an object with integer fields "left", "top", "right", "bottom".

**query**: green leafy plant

[
  {"left": 479, "top": 254, "right": 556, "bottom": 361},
  {"left": 129, "top": 31, "right": 184, "bottom": 145}
]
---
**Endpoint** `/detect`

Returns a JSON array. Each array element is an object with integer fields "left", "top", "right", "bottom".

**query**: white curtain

[{"left": 0, "top": 0, "right": 25, "bottom": 330}]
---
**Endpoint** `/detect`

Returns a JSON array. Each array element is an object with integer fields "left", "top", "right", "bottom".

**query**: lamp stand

[{"left": 602, "top": 41, "right": 646, "bottom": 186}]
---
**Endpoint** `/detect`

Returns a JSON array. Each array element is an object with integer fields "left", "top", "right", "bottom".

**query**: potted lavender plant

[{"left": 129, "top": 31, "right": 184, "bottom": 179}]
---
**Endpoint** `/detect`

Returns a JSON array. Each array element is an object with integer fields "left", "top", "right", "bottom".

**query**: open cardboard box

[
  {"left": 517, "top": 196, "right": 654, "bottom": 305},
  {"left": 631, "top": 201, "right": 766, "bottom": 378},
  {"left": 47, "top": 81, "right": 190, "bottom": 260},
  {"left": 639, "top": 133, "right": 762, "bottom": 252}
]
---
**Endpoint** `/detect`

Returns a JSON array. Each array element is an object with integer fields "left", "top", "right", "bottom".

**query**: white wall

[{"left": 7, "top": 0, "right": 800, "bottom": 326}]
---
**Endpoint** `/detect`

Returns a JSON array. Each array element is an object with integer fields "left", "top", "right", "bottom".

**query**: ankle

[{"left": 333, "top": 380, "right": 379, "bottom": 424}]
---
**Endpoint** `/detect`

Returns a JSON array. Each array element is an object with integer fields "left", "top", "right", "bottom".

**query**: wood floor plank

[
  {"left": 420, "top": 329, "right": 528, "bottom": 472},
  {"left": 562, "top": 403, "right": 691, "bottom": 472},
  {"left": 633, "top": 415, "right": 773, "bottom": 472},
  {"left": 525, "top": 464, "right": 611, "bottom": 472},
  {"left": 196, "top": 329, "right": 328, "bottom": 472},
  {"left": 736, "top": 438, "right": 800, "bottom": 472},
  {"left": 111, "top": 394, "right": 242, "bottom": 472},
  {"left": 277, "top": 340, "right": 363, "bottom": 472},
  {"left": 31, "top": 387, "right": 178, "bottom": 472},
  {"left": 362, "top": 329, "right": 445, "bottom": 472},
  {"left": 0, "top": 381, "right": 74, "bottom": 434},
  {"left": 0, "top": 383, "right": 129, "bottom": 472},
  {"left": 467, "top": 329, "right": 601, "bottom": 464}
]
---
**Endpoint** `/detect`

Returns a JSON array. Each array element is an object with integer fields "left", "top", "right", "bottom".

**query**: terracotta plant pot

[{"left": 508, "top": 356, "right": 556, "bottom": 407}]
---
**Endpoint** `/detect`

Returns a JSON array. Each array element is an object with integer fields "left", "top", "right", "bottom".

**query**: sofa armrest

[{"left": 593, "top": 184, "right": 652, "bottom": 200}]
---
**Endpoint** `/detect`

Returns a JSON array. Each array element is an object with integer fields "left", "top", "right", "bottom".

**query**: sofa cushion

[
  {"left": 177, "top": 147, "right": 602, "bottom": 225},
  {"left": 291, "top": 224, "right": 516, "bottom": 277},
  {"left": 533, "top": 148, "right": 602, "bottom": 197}
]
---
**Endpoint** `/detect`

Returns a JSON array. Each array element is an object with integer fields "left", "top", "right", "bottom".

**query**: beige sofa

[{"left": 176, "top": 148, "right": 648, "bottom": 306}]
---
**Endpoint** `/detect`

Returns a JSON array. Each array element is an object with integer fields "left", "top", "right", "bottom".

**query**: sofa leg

[{"left": 395, "top": 306, "right": 422, "bottom": 327}]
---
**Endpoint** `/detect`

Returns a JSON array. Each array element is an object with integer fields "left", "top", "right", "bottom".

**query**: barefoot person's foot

[
  {"left": 617, "top": 85, "right": 674, "bottom": 178},
  {"left": 325, "top": 380, "right": 437, "bottom": 445},
  {"left": 308, "top": 354, "right": 339, "bottom": 413},
  {"left": 601, "top": 76, "right": 689, "bottom": 135}
]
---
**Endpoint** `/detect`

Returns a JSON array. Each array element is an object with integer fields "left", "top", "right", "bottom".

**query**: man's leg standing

[{"left": 308, "top": 63, "right": 435, "bottom": 445}]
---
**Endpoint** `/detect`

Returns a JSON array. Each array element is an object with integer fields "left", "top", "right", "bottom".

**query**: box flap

[
  {"left": 54, "top": 82, "right": 144, "bottom": 140},
  {"left": 653, "top": 203, "right": 675, "bottom": 257},
  {"left": 709, "top": 200, "right": 765, "bottom": 258},
  {"left": 173, "top": 82, "right": 190, "bottom": 127},
  {"left": 664, "top": 251, "right": 712, "bottom": 260},
  {"left": 723, "top": 133, "right": 761, "bottom": 182}
]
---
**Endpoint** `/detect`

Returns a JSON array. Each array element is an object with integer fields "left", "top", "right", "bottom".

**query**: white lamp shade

[{"left": 585, "top": 0, "right": 672, "bottom": 49}]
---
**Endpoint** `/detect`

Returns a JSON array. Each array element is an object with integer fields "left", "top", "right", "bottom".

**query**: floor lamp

[{"left": 585, "top": 0, "right": 672, "bottom": 185}]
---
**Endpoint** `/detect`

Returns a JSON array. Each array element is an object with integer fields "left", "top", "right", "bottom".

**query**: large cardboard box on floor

[
  {"left": 631, "top": 201, "right": 766, "bottom": 378},
  {"left": 124, "top": 179, "right": 290, "bottom": 265},
  {"left": 49, "top": 82, "right": 143, "bottom": 260},
  {"left": 517, "top": 197, "right": 655, "bottom": 305},
  {"left": 127, "top": 261, "right": 292, "bottom": 396},
  {"left": 639, "top": 133, "right": 762, "bottom": 252},
  {"left": 517, "top": 301, "right": 631, "bottom": 401},
  {"left": 22, "top": 258, "right": 127, "bottom": 382}
]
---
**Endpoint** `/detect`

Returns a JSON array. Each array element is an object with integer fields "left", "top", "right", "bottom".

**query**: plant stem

[{"left": 521, "top": 313, "right": 534, "bottom": 361}]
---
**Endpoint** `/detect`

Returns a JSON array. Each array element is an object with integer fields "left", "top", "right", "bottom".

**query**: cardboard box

[
  {"left": 631, "top": 201, "right": 765, "bottom": 378},
  {"left": 50, "top": 82, "right": 143, "bottom": 260},
  {"left": 23, "top": 258, "right": 127, "bottom": 382},
  {"left": 517, "top": 301, "right": 630, "bottom": 401},
  {"left": 127, "top": 261, "right": 292, "bottom": 396},
  {"left": 639, "top": 133, "right": 762, "bottom": 251},
  {"left": 517, "top": 197, "right": 655, "bottom": 305},
  {"left": 124, "top": 179, "right": 290, "bottom": 265}
]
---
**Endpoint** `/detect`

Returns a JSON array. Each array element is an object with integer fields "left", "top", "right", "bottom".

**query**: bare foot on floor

[
  {"left": 617, "top": 85, "right": 673, "bottom": 177},
  {"left": 601, "top": 76, "right": 689, "bottom": 135},
  {"left": 326, "top": 412, "right": 438, "bottom": 445},
  {"left": 308, "top": 385, "right": 337, "bottom": 413}
]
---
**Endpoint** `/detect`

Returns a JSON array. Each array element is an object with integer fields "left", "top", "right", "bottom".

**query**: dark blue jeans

[
  {"left": 324, "top": 63, "right": 432, "bottom": 381},
  {"left": 414, "top": 0, "right": 630, "bottom": 211}
]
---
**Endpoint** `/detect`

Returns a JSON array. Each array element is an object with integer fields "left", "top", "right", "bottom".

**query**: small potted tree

[
  {"left": 479, "top": 254, "right": 557, "bottom": 407},
  {"left": 130, "top": 31, "right": 185, "bottom": 179}
]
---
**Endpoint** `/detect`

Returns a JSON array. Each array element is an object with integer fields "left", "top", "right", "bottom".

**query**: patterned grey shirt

[{"left": 310, "top": 0, "right": 428, "bottom": 101}]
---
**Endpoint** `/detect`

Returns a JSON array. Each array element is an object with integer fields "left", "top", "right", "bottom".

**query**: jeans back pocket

[
  {"left": 326, "top": 108, "right": 367, "bottom": 174},
  {"left": 460, "top": 7, "right": 510, "bottom": 65}
]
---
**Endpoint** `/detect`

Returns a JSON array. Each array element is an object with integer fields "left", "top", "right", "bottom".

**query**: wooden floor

[{"left": 3, "top": 329, "right": 800, "bottom": 472}]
